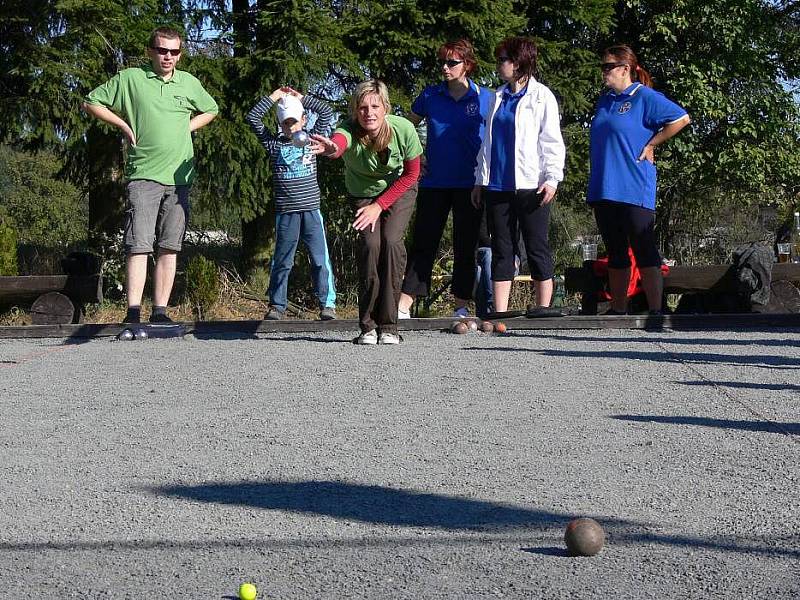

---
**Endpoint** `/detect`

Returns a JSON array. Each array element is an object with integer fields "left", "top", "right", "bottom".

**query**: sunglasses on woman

[
  {"left": 441, "top": 59, "right": 464, "bottom": 68},
  {"left": 600, "top": 62, "right": 627, "bottom": 72},
  {"left": 151, "top": 46, "right": 181, "bottom": 56}
]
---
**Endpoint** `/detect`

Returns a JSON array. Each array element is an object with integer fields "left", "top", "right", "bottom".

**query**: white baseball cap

[{"left": 276, "top": 95, "right": 304, "bottom": 124}]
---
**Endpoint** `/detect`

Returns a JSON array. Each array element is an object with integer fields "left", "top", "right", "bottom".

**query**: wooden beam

[
  {"left": 0, "top": 275, "right": 103, "bottom": 304},
  {"left": 565, "top": 263, "right": 800, "bottom": 294},
  {"left": 1, "top": 313, "right": 798, "bottom": 339}
]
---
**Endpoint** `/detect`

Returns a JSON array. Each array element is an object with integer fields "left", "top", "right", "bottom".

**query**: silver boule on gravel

[
  {"left": 133, "top": 328, "right": 149, "bottom": 341},
  {"left": 116, "top": 329, "right": 135, "bottom": 341},
  {"left": 564, "top": 517, "right": 605, "bottom": 556}
]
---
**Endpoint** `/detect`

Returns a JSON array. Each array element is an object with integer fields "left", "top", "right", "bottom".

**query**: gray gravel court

[{"left": 1, "top": 325, "right": 798, "bottom": 599}]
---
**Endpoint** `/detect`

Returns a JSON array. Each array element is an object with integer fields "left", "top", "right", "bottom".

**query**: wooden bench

[
  {"left": 564, "top": 262, "right": 800, "bottom": 314},
  {"left": 0, "top": 253, "right": 103, "bottom": 324}
]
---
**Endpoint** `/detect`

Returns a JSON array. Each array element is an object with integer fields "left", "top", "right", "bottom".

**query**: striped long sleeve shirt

[{"left": 245, "top": 95, "right": 334, "bottom": 214}]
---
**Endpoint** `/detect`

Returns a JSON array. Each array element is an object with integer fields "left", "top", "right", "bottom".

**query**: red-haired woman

[
  {"left": 472, "top": 37, "right": 566, "bottom": 312},
  {"left": 588, "top": 45, "right": 690, "bottom": 315},
  {"left": 397, "top": 39, "right": 495, "bottom": 319}
]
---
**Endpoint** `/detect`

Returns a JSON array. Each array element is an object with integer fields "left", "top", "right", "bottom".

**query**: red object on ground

[{"left": 591, "top": 247, "right": 669, "bottom": 300}]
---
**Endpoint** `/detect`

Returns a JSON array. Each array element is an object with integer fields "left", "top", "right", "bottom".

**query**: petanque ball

[
  {"left": 133, "top": 328, "right": 148, "bottom": 341},
  {"left": 480, "top": 320, "right": 494, "bottom": 333},
  {"left": 466, "top": 319, "right": 478, "bottom": 331},
  {"left": 564, "top": 518, "right": 605, "bottom": 556},
  {"left": 238, "top": 582, "right": 257, "bottom": 600},
  {"left": 451, "top": 321, "right": 469, "bottom": 335},
  {"left": 495, "top": 321, "right": 507, "bottom": 334},
  {"left": 291, "top": 130, "right": 309, "bottom": 147},
  {"left": 117, "top": 329, "right": 134, "bottom": 341}
]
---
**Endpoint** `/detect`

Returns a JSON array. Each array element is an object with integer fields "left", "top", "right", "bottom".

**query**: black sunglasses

[
  {"left": 151, "top": 46, "right": 181, "bottom": 56},
  {"left": 600, "top": 62, "right": 626, "bottom": 72},
  {"left": 496, "top": 56, "right": 511, "bottom": 64},
  {"left": 441, "top": 59, "right": 464, "bottom": 68}
]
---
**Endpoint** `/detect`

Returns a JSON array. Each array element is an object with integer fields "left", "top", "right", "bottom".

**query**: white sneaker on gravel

[
  {"left": 397, "top": 308, "right": 411, "bottom": 319},
  {"left": 355, "top": 329, "right": 378, "bottom": 345},
  {"left": 378, "top": 332, "right": 401, "bottom": 345},
  {"left": 453, "top": 307, "right": 469, "bottom": 319}
]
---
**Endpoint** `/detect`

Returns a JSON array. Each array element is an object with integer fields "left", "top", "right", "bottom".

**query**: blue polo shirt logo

[
  {"left": 465, "top": 102, "right": 479, "bottom": 116},
  {"left": 618, "top": 101, "right": 632, "bottom": 114}
]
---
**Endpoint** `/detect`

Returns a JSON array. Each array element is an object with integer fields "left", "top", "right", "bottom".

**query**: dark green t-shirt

[{"left": 85, "top": 65, "right": 218, "bottom": 186}]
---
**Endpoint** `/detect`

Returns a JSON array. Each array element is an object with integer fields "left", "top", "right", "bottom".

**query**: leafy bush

[
  {"left": 184, "top": 255, "right": 220, "bottom": 319},
  {"left": 0, "top": 214, "right": 18, "bottom": 276},
  {"left": 0, "top": 146, "right": 87, "bottom": 247}
]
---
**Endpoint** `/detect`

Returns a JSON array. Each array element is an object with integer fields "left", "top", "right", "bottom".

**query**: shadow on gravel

[
  {"left": 521, "top": 546, "right": 569, "bottom": 557},
  {"left": 679, "top": 380, "right": 800, "bottom": 392},
  {"left": 534, "top": 334, "right": 800, "bottom": 348},
  {"left": 463, "top": 347, "right": 800, "bottom": 370},
  {"left": 153, "top": 480, "right": 584, "bottom": 531},
  {"left": 611, "top": 414, "right": 799, "bottom": 435},
  {"left": 140, "top": 480, "right": 800, "bottom": 558},
  {"left": 259, "top": 335, "right": 351, "bottom": 344}
]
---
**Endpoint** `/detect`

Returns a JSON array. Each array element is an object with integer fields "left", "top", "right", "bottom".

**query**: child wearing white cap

[{"left": 246, "top": 87, "right": 337, "bottom": 321}]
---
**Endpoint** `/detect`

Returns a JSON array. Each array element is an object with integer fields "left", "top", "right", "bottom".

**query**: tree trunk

[
  {"left": 86, "top": 126, "right": 125, "bottom": 240},
  {"left": 233, "top": 0, "right": 273, "bottom": 282}
]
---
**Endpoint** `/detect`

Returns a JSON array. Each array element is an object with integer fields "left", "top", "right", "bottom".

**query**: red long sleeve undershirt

[{"left": 329, "top": 132, "right": 421, "bottom": 210}]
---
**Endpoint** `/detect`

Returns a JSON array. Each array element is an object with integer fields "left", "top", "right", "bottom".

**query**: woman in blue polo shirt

[
  {"left": 397, "top": 39, "right": 494, "bottom": 319},
  {"left": 588, "top": 45, "right": 690, "bottom": 315},
  {"left": 472, "top": 36, "right": 566, "bottom": 313}
]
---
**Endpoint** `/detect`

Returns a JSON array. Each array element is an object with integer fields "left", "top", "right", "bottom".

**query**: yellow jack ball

[{"left": 239, "top": 582, "right": 257, "bottom": 600}]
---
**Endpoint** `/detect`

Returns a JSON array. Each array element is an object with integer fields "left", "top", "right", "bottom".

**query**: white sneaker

[
  {"left": 398, "top": 308, "right": 411, "bottom": 319},
  {"left": 355, "top": 329, "right": 378, "bottom": 345},
  {"left": 378, "top": 332, "right": 401, "bottom": 345},
  {"left": 453, "top": 307, "right": 469, "bottom": 319}
]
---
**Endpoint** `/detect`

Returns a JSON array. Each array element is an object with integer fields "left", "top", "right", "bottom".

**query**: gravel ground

[{"left": 0, "top": 325, "right": 798, "bottom": 599}]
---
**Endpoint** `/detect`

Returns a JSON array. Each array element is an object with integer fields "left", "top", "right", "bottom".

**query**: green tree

[{"left": 0, "top": 145, "right": 87, "bottom": 247}]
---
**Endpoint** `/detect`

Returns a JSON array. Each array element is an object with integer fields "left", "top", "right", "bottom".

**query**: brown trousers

[{"left": 353, "top": 185, "right": 417, "bottom": 334}]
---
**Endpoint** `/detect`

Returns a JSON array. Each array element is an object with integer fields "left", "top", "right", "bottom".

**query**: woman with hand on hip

[
  {"left": 588, "top": 45, "right": 690, "bottom": 315},
  {"left": 311, "top": 80, "right": 423, "bottom": 345},
  {"left": 397, "top": 39, "right": 494, "bottom": 320},
  {"left": 472, "top": 36, "right": 566, "bottom": 313}
]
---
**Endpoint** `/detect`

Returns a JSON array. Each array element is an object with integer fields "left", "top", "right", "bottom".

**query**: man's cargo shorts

[{"left": 124, "top": 180, "right": 189, "bottom": 254}]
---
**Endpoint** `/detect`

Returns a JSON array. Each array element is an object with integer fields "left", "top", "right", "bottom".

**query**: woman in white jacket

[{"left": 471, "top": 37, "right": 565, "bottom": 312}]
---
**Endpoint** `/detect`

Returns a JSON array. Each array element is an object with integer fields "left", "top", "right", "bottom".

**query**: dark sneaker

[
  {"left": 265, "top": 306, "right": 285, "bottom": 320},
  {"left": 149, "top": 312, "right": 173, "bottom": 323},
  {"left": 319, "top": 307, "right": 336, "bottom": 321}
]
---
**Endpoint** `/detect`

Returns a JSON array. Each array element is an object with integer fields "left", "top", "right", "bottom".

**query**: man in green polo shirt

[{"left": 83, "top": 27, "right": 218, "bottom": 324}]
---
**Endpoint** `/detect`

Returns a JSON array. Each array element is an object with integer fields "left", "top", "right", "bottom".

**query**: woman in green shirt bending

[{"left": 312, "top": 80, "right": 423, "bottom": 345}]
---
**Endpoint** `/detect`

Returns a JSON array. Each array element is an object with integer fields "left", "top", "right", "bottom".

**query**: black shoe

[
  {"left": 149, "top": 312, "right": 173, "bottom": 323},
  {"left": 123, "top": 307, "right": 141, "bottom": 324},
  {"left": 602, "top": 308, "right": 627, "bottom": 316},
  {"left": 648, "top": 309, "right": 664, "bottom": 316}
]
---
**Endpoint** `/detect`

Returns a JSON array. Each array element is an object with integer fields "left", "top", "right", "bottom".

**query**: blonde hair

[{"left": 349, "top": 80, "right": 392, "bottom": 152}]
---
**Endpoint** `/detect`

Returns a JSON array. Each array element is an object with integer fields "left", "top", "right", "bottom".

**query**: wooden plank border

[{"left": 1, "top": 313, "right": 798, "bottom": 339}]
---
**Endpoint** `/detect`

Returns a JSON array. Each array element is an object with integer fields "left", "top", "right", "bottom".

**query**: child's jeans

[{"left": 268, "top": 209, "right": 336, "bottom": 311}]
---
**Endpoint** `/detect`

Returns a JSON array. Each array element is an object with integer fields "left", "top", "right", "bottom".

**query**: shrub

[
  {"left": 0, "top": 215, "right": 18, "bottom": 276},
  {"left": 184, "top": 255, "right": 220, "bottom": 319}
]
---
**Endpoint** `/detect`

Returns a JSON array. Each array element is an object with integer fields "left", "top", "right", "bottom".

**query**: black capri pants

[
  {"left": 592, "top": 200, "right": 662, "bottom": 269},
  {"left": 485, "top": 189, "right": 553, "bottom": 281},
  {"left": 402, "top": 187, "right": 482, "bottom": 300}
]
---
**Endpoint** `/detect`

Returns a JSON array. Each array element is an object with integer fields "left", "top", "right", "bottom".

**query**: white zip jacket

[{"left": 474, "top": 78, "right": 565, "bottom": 190}]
